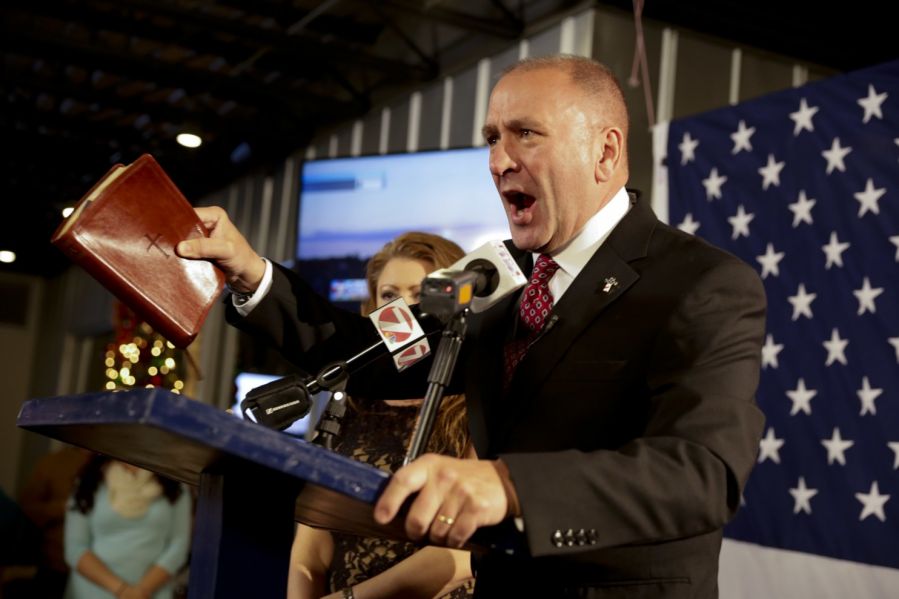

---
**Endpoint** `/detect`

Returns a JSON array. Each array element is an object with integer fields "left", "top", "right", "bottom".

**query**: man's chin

[{"left": 509, "top": 228, "right": 548, "bottom": 253}]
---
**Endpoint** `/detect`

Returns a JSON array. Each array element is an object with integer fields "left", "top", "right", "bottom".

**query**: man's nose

[{"left": 489, "top": 140, "right": 518, "bottom": 177}]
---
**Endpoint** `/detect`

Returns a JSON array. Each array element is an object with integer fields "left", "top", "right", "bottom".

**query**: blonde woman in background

[{"left": 288, "top": 232, "right": 474, "bottom": 599}]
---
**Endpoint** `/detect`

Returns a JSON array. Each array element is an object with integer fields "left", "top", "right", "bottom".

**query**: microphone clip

[{"left": 310, "top": 361, "right": 350, "bottom": 450}]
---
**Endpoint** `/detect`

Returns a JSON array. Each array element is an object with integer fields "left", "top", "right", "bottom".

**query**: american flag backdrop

[{"left": 665, "top": 60, "right": 899, "bottom": 593}]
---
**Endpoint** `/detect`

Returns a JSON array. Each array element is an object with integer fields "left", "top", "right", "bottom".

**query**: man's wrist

[
  {"left": 227, "top": 256, "right": 267, "bottom": 294},
  {"left": 228, "top": 286, "right": 255, "bottom": 306},
  {"left": 492, "top": 458, "right": 521, "bottom": 518},
  {"left": 229, "top": 257, "right": 270, "bottom": 308}
]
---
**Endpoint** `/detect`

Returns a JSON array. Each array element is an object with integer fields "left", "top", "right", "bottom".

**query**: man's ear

[{"left": 595, "top": 127, "right": 624, "bottom": 183}]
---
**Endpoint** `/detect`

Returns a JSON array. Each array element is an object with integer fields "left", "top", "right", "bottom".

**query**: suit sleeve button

[{"left": 576, "top": 529, "right": 587, "bottom": 546}]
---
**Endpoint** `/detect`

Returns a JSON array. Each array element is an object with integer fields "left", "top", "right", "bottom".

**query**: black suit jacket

[{"left": 229, "top": 194, "right": 767, "bottom": 598}]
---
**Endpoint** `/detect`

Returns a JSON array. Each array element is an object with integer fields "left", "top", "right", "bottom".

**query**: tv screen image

[{"left": 296, "top": 147, "right": 510, "bottom": 308}]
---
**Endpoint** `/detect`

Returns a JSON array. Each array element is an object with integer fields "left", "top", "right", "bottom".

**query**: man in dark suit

[{"left": 179, "top": 55, "right": 766, "bottom": 597}]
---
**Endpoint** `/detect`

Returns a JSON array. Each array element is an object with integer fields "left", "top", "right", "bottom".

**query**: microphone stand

[
  {"left": 403, "top": 309, "right": 468, "bottom": 465},
  {"left": 310, "top": 361, "right": 350, "bottom": 450}
]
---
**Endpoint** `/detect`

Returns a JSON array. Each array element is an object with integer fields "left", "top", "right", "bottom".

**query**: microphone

[
  {"left": 420, "top": 240, "right": 527, "bottom": 319},
  {"left": 241, "top": 298, "right": 441, "bottom": 430},
  {"left": 240, "top": 373, "right": 314, "bottom": 431}
]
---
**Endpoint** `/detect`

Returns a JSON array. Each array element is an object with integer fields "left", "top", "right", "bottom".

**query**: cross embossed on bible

[{"left": 144, "top": 233, "right": 171, "bottom": 258}]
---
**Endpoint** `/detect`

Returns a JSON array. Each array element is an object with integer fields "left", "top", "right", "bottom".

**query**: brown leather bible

[{"left": 51, "top": 154, "right": 225, "bottom": 347}]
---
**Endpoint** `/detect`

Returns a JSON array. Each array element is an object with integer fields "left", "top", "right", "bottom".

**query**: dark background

[{"left": 2, "top": 0, "right": 894, "bottom": 278}]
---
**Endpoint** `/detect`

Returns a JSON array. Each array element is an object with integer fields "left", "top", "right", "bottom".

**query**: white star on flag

[
  {"left": 821, "top": 231, "right": 850, "bottom": 269},
  {"left": 678, "top": 131, "right": 699, "bottom": 165},
  {"left": 758, "top": 427, "right": 785, "bottom": 464},
  {"left": 756, "top": 243, "right": 785, "bottom": 278},
  {"left": 891, "top": 235, "right": 899, "bottom": 260},
  {"left": 676, "top": 213, "right": 700, "bottom": 235},
  {"left": 788, "top": 190, "right": 816, "bottom": 227},
  {"left": 857, "top": 84, "right": 888, "bottom": 124},
  {"left": 789, "top": 477, "right": 819, "bottom": 514},
  {"left": 758, "top": 154, "right": 785, "bottom": 190},
  {"left": 787, "top": 378, "right": 817, "bottom": 416},
  {"left": 702, "top": 167, "right": 727, "bottom": 200},
  {"left": 728, "top": 205, "right": 754, "bottom": 239},
  {"left": 821, "top": 427, "right": 854, "bottom": 466},
  {"left": 855, "top": 481, "right": 890, "bottom": 522},
  {"left": 823, "top": 328, "right": 848, "bottom": 366},
  {"left": 889, "top": 442, "right": 899, "bottom": 469},
  {"left": 787, "top": 283, "right": 816, "bottom": 320},
  {"left": 821, "top": 137, "right": 852, "bottom": 174},
  {"left": 853, "top": 178, "right": 886, "bottom": 217},
  {"left": 853, "top": 276, "right": 884, "bottom": 315},
  {"left": 857, "top": 376, "right": 883, "bottom": 416},
  {"left": 889, "top": 337, "right": 899, "bottom": 363},
  {"left": 761, "top": 334, "right": 784, "bottom": 369},
  {"left": 731, "top": 120, "right": 756, "bottom": 154},
  {"left": 789, "top": 97, "right": 819, "bottom": 136}
]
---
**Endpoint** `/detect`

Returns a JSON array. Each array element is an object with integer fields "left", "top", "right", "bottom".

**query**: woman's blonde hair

[
  {"left": 362, "top": 231, "right": 465, "bottom": 315},
  {"left": 360, "top": 231, "right": 469, "bottom": 458}
]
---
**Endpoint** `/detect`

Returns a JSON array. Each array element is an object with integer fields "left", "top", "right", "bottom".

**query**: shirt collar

[{"left": 534, "top": 186, "right": 630, "bottom": 279}]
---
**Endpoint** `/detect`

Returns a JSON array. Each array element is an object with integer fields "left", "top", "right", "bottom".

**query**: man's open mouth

[{"left": 504, "top": 191, "right": 536, "bottom": 217}]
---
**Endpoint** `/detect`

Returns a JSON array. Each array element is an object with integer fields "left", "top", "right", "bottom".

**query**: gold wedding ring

[{"left": 436, "top": 514, "right": 455, "bottom": 525}]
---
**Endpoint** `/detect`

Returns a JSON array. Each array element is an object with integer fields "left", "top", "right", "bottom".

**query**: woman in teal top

[{"left": 64, "top": 455, "right": 191, "bottom": 599}]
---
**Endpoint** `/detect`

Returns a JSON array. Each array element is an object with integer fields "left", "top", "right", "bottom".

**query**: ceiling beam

[
  {"left": 4, "top": 66, "right": 309, "bottom": 144},
  {"left": 112, "top": 0, "right": 435, "bottom": 81},
  {"left": 1, "top": 24, "right": 363, "bottom": 124},
  {"left": 376, "top": 0, "right": 523, "bottom": 39}
]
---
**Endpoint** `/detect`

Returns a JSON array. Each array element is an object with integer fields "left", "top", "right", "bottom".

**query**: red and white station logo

[
  {"left": 369, "top": 298, "right": 426, "bottom": 352},
  {"left": 393, "top": 339, "right": 431, "bottom": 371}
]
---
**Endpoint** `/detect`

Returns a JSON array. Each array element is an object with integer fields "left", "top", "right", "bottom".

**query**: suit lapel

[
  {"left": 503, "top": 193, "right": 658, "bottom": 425},
  {"left": 514, "top": 250, "right": 638, "bottom": 390}
]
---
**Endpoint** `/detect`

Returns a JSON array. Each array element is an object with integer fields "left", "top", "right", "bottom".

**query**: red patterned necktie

[{"left": 503, "top": 254, "right": 560, "bottom": 385}]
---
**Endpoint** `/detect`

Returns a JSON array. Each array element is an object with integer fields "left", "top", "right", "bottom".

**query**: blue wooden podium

[{"left": 16, "top": 388, "right": 408, "bottom": 598}]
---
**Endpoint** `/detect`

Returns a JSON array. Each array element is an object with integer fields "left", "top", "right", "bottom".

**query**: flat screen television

[{"left": 296, "top": 147, "right": 510, "bottom": 309}]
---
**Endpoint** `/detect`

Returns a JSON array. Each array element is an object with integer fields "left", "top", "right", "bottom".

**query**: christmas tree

[{"left": 103, "top": 301, "right": 187, "bottom": 392}]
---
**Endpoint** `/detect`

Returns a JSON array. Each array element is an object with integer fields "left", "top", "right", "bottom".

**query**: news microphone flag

[
  {"left": 368, "top": 297, "right": 431, "bottom": 372},
  {"left": 662, "top": 59, "right": 899, "bottom": 596},
  {"left": 447, "top": 240, "right": 527, "bottom": 313}
]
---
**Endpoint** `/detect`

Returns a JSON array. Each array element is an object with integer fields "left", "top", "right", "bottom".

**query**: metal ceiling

[{"left": 1, "top": 0, "right": 894, "bottom": 278}]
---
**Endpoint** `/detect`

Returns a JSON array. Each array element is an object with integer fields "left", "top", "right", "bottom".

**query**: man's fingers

[
  {"left": 176, "top": 237, "right": 235, "bottom": 261},
  {"left": 374, "top": 462, "right": 429, "bottom": 525},
  {"left": 402, "top": 462, "right": 459, "bottom": 540},
  {"left": 193, "top": 205, "right": 227, "bottom": 229},
  {"left": 444, "top": 495, "right": 480, "bottom": 548}
]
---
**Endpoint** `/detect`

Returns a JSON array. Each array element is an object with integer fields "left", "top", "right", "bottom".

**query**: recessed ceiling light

[
  {"left": 176, "top": 132, "right": 202, "bottom": 148},
  {"left": 0, "top": 250, "right": 16, "bottom": 264},
  {"left": 62, "top": 206, "right": 74, "bottom": 218}
]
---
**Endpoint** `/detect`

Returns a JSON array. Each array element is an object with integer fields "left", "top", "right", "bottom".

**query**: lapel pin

[{"left": 602, "top": 277, "right": 619, "bottom": 294}]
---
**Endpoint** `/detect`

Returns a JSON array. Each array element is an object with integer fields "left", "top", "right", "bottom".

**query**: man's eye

[
  {"left": 520, "top": 129, "right": 532, "bottom": 138},
  {"left": 486, "top": 135, "right": 498, "bottom": 146}
]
